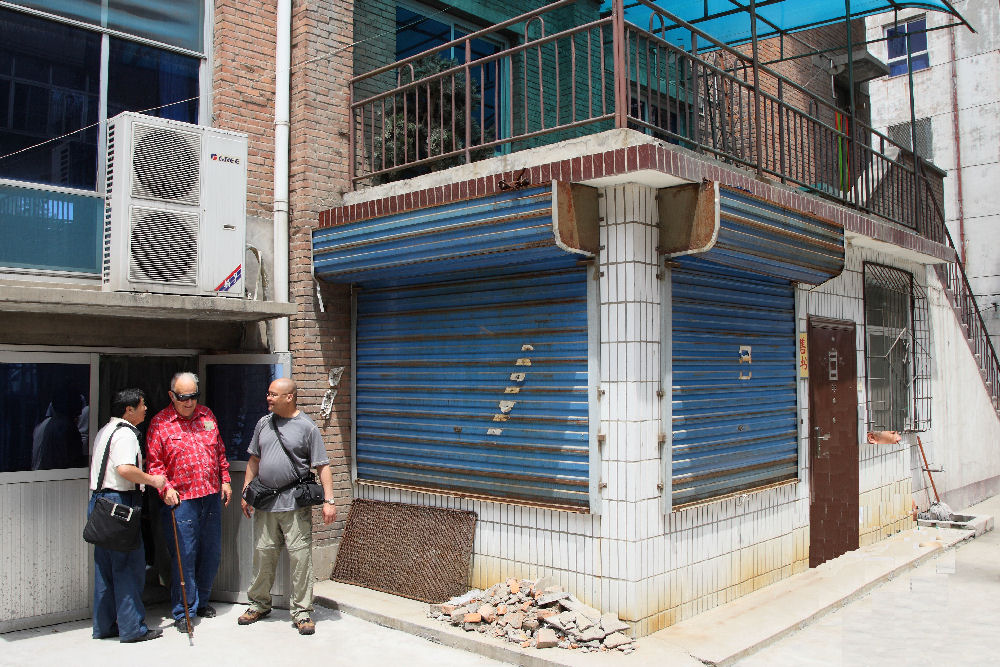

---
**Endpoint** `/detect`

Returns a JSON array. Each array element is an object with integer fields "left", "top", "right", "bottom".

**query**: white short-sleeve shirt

[{"left": 89, "top": 418, "right": 142, "bottom": 491}]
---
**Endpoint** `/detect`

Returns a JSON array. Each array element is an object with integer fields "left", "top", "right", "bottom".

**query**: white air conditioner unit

[{"left": 103, "top": 111, "right": 248, "bottom": 297}]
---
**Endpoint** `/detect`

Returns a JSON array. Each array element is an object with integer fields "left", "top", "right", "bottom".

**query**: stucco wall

[
  {"left": 920, "top": 266, "right": 1000, "bottom": 509},
  {"left": 866, "top": 1, "right": 1000, "bottom": 346}
]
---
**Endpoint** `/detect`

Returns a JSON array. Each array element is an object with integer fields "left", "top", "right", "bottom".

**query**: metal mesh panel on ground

[{"left": 331, "top": 499, "right": 477, "bottom": 603}]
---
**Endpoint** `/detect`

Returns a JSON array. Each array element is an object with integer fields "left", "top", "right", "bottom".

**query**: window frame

[
  {"left": 0, "top": 2, "right": 211, "bottom": 281},
  {"left": 0, "top": 349, "right": 98, "bottom": 482},
  {"left": 884, "top": 16, "right": 929, "bottom": 78},
  {"left": 0, "top": 4, "right": 210, "bottom": 193},
  {"left": 395, "top": 0, "right": 510, "bottom": 148}
]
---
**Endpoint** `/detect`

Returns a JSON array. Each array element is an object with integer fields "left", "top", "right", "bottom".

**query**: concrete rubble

[{"left": 427, "top": 577, "right": 636, "bottom": 654}]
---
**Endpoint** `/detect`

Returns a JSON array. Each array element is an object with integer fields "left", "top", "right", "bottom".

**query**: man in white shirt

[{"left": 89, "top": 388, "right": 166, "bottom": 643}]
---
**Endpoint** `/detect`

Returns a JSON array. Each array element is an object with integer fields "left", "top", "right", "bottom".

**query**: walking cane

[{"left": 169, "top": 506, "right": 194, "bottom": 645}]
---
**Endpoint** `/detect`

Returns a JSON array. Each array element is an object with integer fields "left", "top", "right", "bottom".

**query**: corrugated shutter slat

[{"left": 672, "top": 257, "right": 798, "bottom": 507}]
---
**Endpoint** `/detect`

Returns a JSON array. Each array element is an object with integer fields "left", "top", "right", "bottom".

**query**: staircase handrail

[{"left": 938, "top": 224, "right": 1000, "bottom": 399}]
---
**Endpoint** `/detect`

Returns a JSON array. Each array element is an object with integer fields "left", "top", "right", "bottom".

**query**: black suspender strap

[
  {"left": 94, "top": 421, "right": 141, "bottom": 493},
  {"left": 270, "top": 415, "right": 308, "bottom": 482}
]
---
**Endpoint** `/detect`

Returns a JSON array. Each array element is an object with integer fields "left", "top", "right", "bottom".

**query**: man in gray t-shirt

[{"left": 238, "top": 378, "right": 336, "bottom": 635}]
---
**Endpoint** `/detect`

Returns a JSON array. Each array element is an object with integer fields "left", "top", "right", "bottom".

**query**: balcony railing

[
  {"left": 350, "top": 0, "right": 945, "bottom": 242},
  {"left": 0, "top": 181, "right": 103, "bottom": 276}
]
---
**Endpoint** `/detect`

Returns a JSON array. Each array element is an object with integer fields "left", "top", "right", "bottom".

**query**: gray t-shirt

[{"left": 248, "top": 412, "right": 328, "bottom": 512}]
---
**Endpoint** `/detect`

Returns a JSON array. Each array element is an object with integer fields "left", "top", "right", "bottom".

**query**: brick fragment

[
  {"left": 476, "top": 604, "right": 497, "bottom": 623},
  {"left": 535, "top": 628, "right": 559, "bottom": 649}
]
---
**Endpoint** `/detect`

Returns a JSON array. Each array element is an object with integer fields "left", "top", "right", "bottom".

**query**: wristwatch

[{"left": 324, "top": 499, "right": 336, "bottom": 505}]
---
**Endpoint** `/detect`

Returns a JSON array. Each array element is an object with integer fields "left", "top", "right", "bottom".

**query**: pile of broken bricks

[{"left": 428, "top": 577, "right": 636, "bottom": 654}]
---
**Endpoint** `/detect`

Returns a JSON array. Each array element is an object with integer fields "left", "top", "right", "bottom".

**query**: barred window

[{"left": 863, "top": 264, "right": 931, "bottom": 431}]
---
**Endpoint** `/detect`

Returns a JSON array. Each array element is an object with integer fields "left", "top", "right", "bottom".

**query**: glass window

[
  {"left": 0, "top": 8, "right": 100, "bottom": 188},
  {"left": 0, "top": 7, "right": 204, "bottom": 275},
  {"left": 885, "top": 18, "right": 929, "bottom": 77},
  {"left": 108, "top": 38, "right": 200, "bottom": 123},
  {"left": 204, "top": 363, "right": 282, "bottom": 461},
  {"left": 0, "top": 361, "right": 91, "bottom": 472},
  {"left": 14, "top": 0, "right": 204, "bottom": 52},
  {"left": 396, "top": 3, "right": 505, "bottom": 145}
]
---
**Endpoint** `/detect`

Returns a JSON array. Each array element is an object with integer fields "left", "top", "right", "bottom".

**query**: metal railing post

[
  {"left": 844, "top": 0, "right": 858, "bottom": 206},
  {"left": 349, "top": 86, "right": 355, "bottom": 184},
  {"left": 613, "top": 0, "right": 627, "bottom": 128},
  {"left": 903, "top": 18, "right": 922, "bottom": 233},
  {"left": 465, "top": 40, "right": 472, "bottom": 163},
  {"left": 749, "top": 0, "right": 764, "bottom": 177}
]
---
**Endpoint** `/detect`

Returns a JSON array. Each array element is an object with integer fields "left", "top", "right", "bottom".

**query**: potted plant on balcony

[{"left": 370, "top": 57, "right": 490, "bottom": 184}]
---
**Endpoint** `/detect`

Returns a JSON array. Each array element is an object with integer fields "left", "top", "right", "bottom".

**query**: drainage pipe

[{"left": 272, "top": 0, "right": 291, "bottom": 354}]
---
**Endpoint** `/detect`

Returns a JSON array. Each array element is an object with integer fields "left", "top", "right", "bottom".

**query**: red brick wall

[
  {"left": 213, "top": 0, "right": 355, "bottom": 546},
  {"left": 287, "top": 0, "right": 355, "bottom": 547},
  {"left": 213, "top": 0, "right": 278, "bottom": 220}
]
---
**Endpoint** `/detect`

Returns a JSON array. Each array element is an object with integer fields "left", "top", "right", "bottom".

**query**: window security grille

[{"left": 863, "top": 263, "right": 931, "bottom": 432}]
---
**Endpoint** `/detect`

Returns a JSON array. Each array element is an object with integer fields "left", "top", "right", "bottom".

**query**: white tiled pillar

[{"left": 597, "top": 184, "right": 662, "bottom": 623}]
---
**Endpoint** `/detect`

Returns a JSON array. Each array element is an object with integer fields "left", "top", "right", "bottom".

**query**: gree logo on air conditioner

[{"left": 211, "top": 153, "right": 241, "bottom": 164}]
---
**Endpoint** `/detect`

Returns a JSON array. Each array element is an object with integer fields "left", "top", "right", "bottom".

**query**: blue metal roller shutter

[
  {"left": 671, "top": 256, "right": 798, "bottom": 507},
  {"left": 355, "top": 267, "right": 591, "bottom": 509}
]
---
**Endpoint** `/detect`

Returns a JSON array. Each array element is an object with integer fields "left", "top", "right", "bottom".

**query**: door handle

[{"left": 813, "top": 427, "right": 831, "bottom": 456}]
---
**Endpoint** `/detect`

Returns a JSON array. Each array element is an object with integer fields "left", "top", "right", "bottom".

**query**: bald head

[{"left": 266, "top": 377, "right": 299, "bottom": 418}]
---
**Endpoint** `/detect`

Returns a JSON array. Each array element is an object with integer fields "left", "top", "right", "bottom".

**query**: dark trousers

[
  {"left": 90, "top": 490, "right": 149, "bottom": 642},
  {"left": 162, "top": 493, "right": 222, "bottom": 620}
]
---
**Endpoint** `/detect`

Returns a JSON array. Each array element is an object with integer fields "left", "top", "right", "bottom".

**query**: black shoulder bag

[
  {"left": 82, "top": 423, "right": 143, "bottom": 552},
  {"left": 242, "top": 416, "right": 324, "bottom": 508}
]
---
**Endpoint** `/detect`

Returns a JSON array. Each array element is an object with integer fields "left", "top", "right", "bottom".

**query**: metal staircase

[{"left": 934, "top": 226, "right": 1000, "bottom": 413}]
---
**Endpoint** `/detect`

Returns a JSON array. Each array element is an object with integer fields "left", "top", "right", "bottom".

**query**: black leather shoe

[
  {"left": 123, "top": 627, "right": 163, "bottom": 643},
  {"left": 173, "top": 618, "right": 190, "bottom": 632},
  {"left": 196, "top": 605, "right": 217, "bottom": 618}
]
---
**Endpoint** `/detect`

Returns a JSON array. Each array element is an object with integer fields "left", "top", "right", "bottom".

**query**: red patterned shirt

[{"left": 147, "top": 403, "right": 230, "bottom": 501}]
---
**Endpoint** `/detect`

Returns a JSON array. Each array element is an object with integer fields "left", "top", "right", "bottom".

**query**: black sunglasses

[{"left": 172, "top": 391, "right": 200, "bottom": 402}]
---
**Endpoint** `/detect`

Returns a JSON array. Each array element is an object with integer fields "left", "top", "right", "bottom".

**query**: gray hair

[{"left": 170, "top": 372, "right": 199, "bottom": 392}]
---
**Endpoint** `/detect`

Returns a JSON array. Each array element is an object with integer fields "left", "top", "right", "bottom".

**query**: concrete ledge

[
  {"left": 650, "top": 524, "right": 978, "bottom": 666},
  {"left": 0, "top": 285, "right": 297, "bottom": 322},
  {"left": 315, "top": 516, "right": 991, "bottom": 667},
  {"left": 314, "top": 580, "right": 701, "bottom": 667}
]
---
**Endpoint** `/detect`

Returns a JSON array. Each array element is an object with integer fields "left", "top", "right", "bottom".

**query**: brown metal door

[{"left": 808, "top": 318, "right": 859, "bottom": 568}]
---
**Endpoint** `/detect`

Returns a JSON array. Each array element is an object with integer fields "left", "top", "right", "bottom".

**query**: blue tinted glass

[
  {"left": 889, "top": 60, "right": 909, "bottom": 77},
  {"left": 397, "top": 7, "right": 452, "bottom": 60},
  {"left": 0, "top": 182, "right": 103, "bottom": 273},
  {"left": 0, "top": 9, "right": 100, "bottom": 188},
  {"left": 911, "top": 52, "right": 930, "bottom": 72},
  {"left": 108, "top": 0, "right": 204, "bottom": 53},
  {"left": 455, "top": 31, "right": 503, "bottom": 140},
  {"left": 0, "top": 362, "right": 91, "bottom": 472},
  {"left": 108, "top": 38, "right": 200, "bottom": 122},
  {"left": 18, "top": 0, "right": 203, "bottom": 52},
  {"left": 886, "top": 26, "right": 907, "bottom": 60},
  {"left": 906, "top": 20, "right": 927, "bottom": 53},
  {"left": 205, "top": 364, "right": 280, "bottom": 461}
]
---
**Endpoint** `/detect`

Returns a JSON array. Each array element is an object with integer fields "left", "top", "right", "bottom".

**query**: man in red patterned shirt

[{"left": 147, "top": 371, "right": 232, "bottom": 632}]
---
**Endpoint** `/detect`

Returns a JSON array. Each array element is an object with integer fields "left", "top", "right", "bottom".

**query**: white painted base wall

[{"left": 0, "top": 474, "right": 91, "bottom": 633}]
